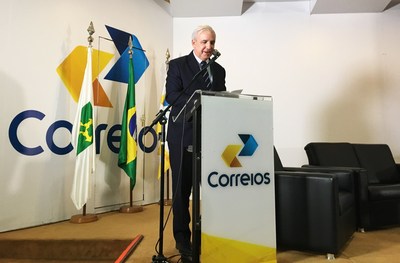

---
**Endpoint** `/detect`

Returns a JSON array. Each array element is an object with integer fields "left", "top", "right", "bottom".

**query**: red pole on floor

[{"left": 115, "top": 234, "right": 144, "bottom": 263}]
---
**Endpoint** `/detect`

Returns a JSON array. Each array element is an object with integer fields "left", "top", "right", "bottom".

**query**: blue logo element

[
  {"left": 238, "top": 134, "right": 258, "bottom": 156},
  {"left": 104, "top": 25, "right": 149, "bottom": 84}
]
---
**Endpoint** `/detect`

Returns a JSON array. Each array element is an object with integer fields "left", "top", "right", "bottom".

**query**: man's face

[{"left": 192, "top": 30, "right": 216, "bottom": 61}]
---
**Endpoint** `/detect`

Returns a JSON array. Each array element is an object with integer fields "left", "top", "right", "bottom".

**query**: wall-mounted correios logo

[
  {"left": 208, "top": 134, "right": 271, "bottom": 188},
  {"left": 8, "top": 25, "right": 158, "bottom": 156},
  {"left": 56, "top": 25, "right": 149, "bottom": 108},
  {"left": 221, "top": 134, "right": 258, "bottom": 167},
  {"left": 56, "top": 45, "right": 114, "bottom": 107}
]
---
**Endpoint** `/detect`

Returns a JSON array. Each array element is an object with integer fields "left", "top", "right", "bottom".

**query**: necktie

[{"left": 200, "top": 61, "right": 211, "bottom": 89}]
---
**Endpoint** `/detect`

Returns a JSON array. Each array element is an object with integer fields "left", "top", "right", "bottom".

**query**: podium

[{"left": 180, "top": 90, "right": 276, "bottom": 263}]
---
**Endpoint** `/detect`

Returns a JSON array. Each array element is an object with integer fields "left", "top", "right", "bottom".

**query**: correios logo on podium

[
  {"left": 221, "top": 134, "right": 258, "bottom": 167},
  {"left": 207, "top": 134, "right": 271, "bottom": 188}
]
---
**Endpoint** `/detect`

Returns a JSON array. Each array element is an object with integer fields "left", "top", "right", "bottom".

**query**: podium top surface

[
  {"left": 173, "top": 90, "right": 272, "bottom": 123},
  {"left": 196, "top": 90, "right": 272, "bottom": 101}
]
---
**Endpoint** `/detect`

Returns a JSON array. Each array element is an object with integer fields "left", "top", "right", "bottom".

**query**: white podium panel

[{"left": 200, "top": 94, "right": 276, "bottom": 263}]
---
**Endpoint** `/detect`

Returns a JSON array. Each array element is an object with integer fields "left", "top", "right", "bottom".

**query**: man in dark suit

[{"left": 165, "top": 25, "right": 226, "bottom": 262}]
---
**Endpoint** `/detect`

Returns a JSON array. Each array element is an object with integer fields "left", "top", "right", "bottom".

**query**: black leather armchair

[
  {"left": 274, "top": 148, "right": 356, "bottom": 259},
  {"left": 304, "top": 142, "right": 400, "bottom": 230}
]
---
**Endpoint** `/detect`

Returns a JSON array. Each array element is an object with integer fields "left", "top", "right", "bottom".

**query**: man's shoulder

[
  {"left": 170, "top": 52, "right": 193, "bottom": 64},
  {"left": 170, "top": 56, "right": 186, "bottom": 67}
]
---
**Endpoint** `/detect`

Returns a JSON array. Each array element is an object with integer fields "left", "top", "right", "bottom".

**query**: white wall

[
  {"left": 0, "top": 0, "right": 172, "bottom": 232},
  {"left": 172, "top": 1, "right": 400, "bottom": 166}
]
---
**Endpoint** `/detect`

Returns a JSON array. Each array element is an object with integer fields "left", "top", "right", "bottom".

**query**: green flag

[{"left": 118, "top": 54, "right": 137, "bottom": 191}]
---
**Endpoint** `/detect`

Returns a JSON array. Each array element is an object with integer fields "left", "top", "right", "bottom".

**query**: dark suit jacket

[{"left": 166, "top": 51, "right": 226, "bottom": 147}]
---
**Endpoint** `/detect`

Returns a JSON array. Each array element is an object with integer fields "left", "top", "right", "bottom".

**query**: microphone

[{"left": 213, "top": 49, "right": 221, "bottom": 58}]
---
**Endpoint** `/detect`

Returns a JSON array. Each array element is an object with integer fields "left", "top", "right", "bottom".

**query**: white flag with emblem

[{"left": 70, "top": 46, "right": 96, "bottom": 210}]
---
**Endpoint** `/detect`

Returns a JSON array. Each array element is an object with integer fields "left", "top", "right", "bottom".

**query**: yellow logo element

[
  {"left": 56, "top": 46, "right": 114, "bottom": 107},
  {"left": 221, "top": 144, "right": 242, "bottom": 167},
  {"left": 222, "top": 134, "right": 259, "bottom": 167},
  {"left": 79, "top": 118, "right": 93, "bottom": 142}
]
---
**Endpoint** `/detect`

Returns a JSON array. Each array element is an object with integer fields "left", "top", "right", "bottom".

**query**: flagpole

[
  {"left": 163, "top": 49, "right": 172, "bottom": 207},
  {"left": 70, "top": 21, "right": 98, "bottom": 224},
  {"left": 119, "top": 37, "right": 144, "bottom": 214}
]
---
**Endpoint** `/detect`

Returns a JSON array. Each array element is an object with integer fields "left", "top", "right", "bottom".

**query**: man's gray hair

[{"left": 191, "top": 25, "right": 216, "bottom": 41}]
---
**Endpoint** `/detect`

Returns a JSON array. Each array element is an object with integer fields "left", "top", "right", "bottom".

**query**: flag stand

[
  {"left": 69, "top": 22, "right": 98, "bottom": 225},
  {"left": 70, "top": 204, "right": 98, "bottom": 223},
  {"left": 120, "top": 185, "right": 144, "bottom": 213}
]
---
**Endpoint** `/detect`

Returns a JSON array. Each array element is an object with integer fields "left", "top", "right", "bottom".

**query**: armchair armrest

[
  {"left": 282, "top": 166, "right": 354, "bottom": 193},
  {"left": 301, "top": 165, "right": 368, "bottom": 205}
]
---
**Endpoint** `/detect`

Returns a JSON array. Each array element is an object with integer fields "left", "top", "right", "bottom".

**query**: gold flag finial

[
  {"left": 87, "top": 21, "right": 95, "bottom": 47},
  {"left": 128, "top": 36, "right": 133, "bottom": 59},
  {"left": 165, "top": 49, "right": 170, "bottom": 64}
]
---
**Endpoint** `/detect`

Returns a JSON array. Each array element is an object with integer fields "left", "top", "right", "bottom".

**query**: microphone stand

[
  {"left": 146, "top": 51, "right": 220, "bottom": 263},
  {"left": 151, "top": 111, "right": 169, "bottom": 263}
]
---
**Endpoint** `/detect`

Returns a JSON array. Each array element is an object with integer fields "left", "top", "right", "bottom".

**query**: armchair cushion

[
  {"left": 368, "top": 184, "right": 400, "bottom": 201},
  {"left": 353, "top": 144, "right": 400, "bottom": 184},
  {"left": 305, "top": 142, "right": 359, "bottom": 167}
]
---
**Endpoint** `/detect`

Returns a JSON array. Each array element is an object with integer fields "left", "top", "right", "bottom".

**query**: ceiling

[{"left": 153, "top": 0, "right": 400, "bottom": 17}]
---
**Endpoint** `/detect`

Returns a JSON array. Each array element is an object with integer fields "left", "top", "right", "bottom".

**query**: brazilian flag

[{"left": 118, "top": 54, "right": 137, "bottom": 191}]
